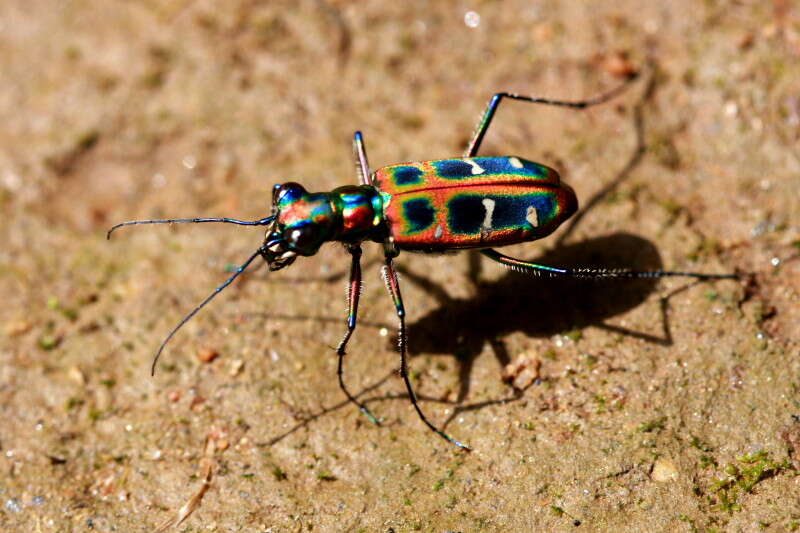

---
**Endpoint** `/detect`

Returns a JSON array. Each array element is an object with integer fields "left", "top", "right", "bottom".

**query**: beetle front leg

[
  {"left": 382, "top": 255, "right": 471, "bottom": 451},
  {"left": 337, "top": 244, "right": 363, "bottom": 355},
  {"left": 481, "top": 248, "right": 738, "bottom": 280},
  {"left": 336, "top": 244, "right": 381, "bottom": 425}
]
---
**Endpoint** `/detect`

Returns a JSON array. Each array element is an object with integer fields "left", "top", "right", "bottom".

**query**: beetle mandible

[{"left": 108, "top": 74, "right": 736, "bottom": 451}]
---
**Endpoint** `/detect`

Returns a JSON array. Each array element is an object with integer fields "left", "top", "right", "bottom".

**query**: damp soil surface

[{"left": 1, "top": 2, "right": 799, "bottom": 532}]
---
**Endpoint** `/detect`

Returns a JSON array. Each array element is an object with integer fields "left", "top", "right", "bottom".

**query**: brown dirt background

[{"left": 1, "top": 1, "right": 799, "bottom": 532}]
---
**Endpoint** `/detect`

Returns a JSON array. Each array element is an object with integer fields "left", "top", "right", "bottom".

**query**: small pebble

[
  {"left": 5, "top": 498, "right": 21, "bottom": 513},
  {"left": 602, "top": 51, "right": 638, "bottom": 79},
  {"left": 464, "top": 11, "right": 480, "bottom": 28},
  {"left": 197, "top": 347, "right": 219, "bottom": 363},
  {"left": 229, "top": 359, "right": 244, "bottom": 376},
  {"left": 190, "top": 395, "right": 206, "bottom": 409},
  {"left": 652, "top": 457, "right": 679, "bottom": 482},
  {"left": 182, "top": 154, "right": 197, "bottom": 169},
  {"left": 502, "top": 353, "right": 541, "bottom": 389},
  {"left": 4, "top": 318, "right": 32, "bottom": 337}
]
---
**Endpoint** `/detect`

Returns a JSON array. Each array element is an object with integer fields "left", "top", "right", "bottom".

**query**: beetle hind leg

[
  {"left": 481, "top": 248, "right": 738, "bottom": 280},
  {"left": 464, "top": 75, "right": 640, "bottom": 157}
]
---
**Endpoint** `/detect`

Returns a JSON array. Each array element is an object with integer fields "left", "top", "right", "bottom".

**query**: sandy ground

[{"left": 1, "top": 1, "right": 799, "bottom": 531}]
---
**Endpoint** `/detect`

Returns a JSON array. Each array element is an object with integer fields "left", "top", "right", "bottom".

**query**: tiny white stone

[
  {"left": 434, "top": 224, "right": 443, "bottom": 239},
  {"left": 464, "top": 11, "right": 480, "bottom": 28},
  {"left": 182, "top": 155, "right": 197, "bottom": 169},
  {"left": 652, "top": 457, "right": 679, "bottom": 482},
  {"left": 526, "top": 205, "right": 539, "bottom": 227},
  {"left": 509, "top": 157, "right": 523, "bottom": 168}
]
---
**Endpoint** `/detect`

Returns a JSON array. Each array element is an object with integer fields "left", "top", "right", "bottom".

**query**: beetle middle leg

[
  {"left": 382, "top": 255, "right": 471, "bottom": 451},
  {"left": 352, "top": 131, "right": 372, "bottom": 186},
  {"left": 336, "top": 244, "right": 381, "bottom": 425},
  {"left": 464, "top": 75, "right": 639, "bottom": 157}
]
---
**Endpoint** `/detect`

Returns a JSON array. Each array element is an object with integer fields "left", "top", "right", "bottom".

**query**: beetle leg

[
  {"left": 481, "top": 248, "right": 738, "bottom": 280},
  {"left": 335, "top": 244, "right": 381, "bottom": 425},
  {"left": 382, "top": 256, "right": 471, "bottom": 451},
  {"left": 464, "top": 75, "right": 639, "bottom": 157},
  {"left": 352, "top": 131, "right": 372, "bottom": 186},
  {"left": 337, "top": 244, "right": 363, "bottom": 355}
]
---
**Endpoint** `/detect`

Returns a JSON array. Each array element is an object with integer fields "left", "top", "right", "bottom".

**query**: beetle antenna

[
  {"left": 107, "top": 216, "right": 275, "bottom": 239},
  {"left": 150, "top": 247, "right": 264, "bottom": 376}
]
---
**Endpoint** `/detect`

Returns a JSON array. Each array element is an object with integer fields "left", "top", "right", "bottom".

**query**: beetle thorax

[{"left": 329, "top": 185, "right": 385, "bottom": 243}]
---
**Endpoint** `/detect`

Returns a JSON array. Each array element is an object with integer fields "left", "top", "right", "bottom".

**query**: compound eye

[
  {"left": 287, "top": 224, "right": 318, "bottom": 254},
  {"left": 275, "top": 182, "right": 305, "bottom": 203}
]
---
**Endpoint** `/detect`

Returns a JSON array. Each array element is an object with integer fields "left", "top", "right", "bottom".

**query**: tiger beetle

[{"left": 108, "top": 73, "right": 736, "bottom": 451}]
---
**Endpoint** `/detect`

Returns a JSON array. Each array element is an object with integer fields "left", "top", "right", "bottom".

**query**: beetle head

[{"left": 261, "top": 182, "right": 334, "bottom": 271}]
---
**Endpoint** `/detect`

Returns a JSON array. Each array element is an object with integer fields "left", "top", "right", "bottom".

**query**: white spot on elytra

[
  {"left": 434, "top": 224, "right": 443, "bottom": 239},
  {"left": 481, "top": 198, "right": 495, "bottom": 229},
  {"left": 526, "top": 205, "right": 539, "bottom": 227},
  {"left": 465, "top": 158, "right": 485, "bottom": 175},
  {"left": 509, "top": 157, "right": 523, "bottom": 168}
]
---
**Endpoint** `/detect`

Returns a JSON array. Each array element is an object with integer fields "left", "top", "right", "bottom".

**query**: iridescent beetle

[{"left": 108, "top": 75, "right": 736, "bottom": 450}]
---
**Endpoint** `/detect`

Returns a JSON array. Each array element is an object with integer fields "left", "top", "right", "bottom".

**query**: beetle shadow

[
  {"left": 398, "top": 232, "right": 689, "bottom": 420},
  {"left": 253, "top": 232, "right": 698, "bottom": 446}
]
